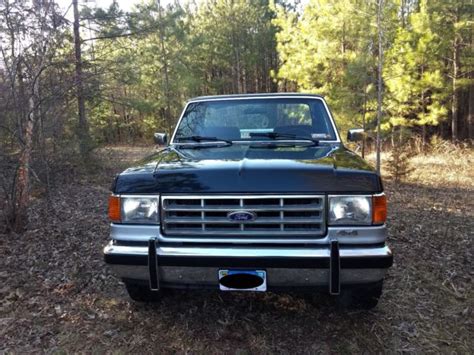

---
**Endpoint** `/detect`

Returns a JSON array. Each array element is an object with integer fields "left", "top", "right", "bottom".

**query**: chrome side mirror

[
  {"left": 154, "top": 132, "right": 168, "bottom": 145},
  {"left": 347, "top": 128, "right": 364, "bottom": 142}
]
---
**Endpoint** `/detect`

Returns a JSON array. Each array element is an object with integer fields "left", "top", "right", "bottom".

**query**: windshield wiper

[
  {"left": 249, "top": 132, "right": 319, "bottom": 146},
  {"left": 175, "top": 135, "right": 233, "bottom": 145}
]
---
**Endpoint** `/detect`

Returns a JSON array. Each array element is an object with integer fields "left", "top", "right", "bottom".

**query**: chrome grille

[{"left": 161, "top": 195, "right": 325, "bottom": 237}]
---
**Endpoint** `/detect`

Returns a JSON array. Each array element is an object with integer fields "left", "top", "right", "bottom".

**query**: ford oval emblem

[{"left": 227, "top": 210, "right": 257, "bottom": 222}]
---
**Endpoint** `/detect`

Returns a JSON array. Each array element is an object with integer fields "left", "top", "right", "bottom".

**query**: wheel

[
  {"left": 124, "top": 281, "right": 164, "bottom": 302},
  {"left": 337, "top": 280, "right": 384, "bottom": 310}
]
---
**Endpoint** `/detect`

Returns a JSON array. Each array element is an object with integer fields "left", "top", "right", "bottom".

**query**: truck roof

[{"left": 188, "top": 93, "right": 324, "bottom": 102}]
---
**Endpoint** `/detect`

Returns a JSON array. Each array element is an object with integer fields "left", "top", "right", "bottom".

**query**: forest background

[{"left": 0, "top": 0, "right": 472, "bottom": 231}]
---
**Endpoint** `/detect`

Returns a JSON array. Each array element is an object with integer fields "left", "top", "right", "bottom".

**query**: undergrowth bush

[{"left": 385, "top": 144, "right": 415, "bottom": 183}]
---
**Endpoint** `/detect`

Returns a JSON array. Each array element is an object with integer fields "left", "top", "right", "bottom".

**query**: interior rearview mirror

[
  {"left": 154, "top": 132, "right": 168, "bottom": 145},
  {"left": 347, "top": 128, "right": 364, "bottom": 142}
]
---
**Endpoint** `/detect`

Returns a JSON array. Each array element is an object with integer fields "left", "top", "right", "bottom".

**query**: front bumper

[{"left": 103, "top": 241, "right": 393, "bottom": 293}]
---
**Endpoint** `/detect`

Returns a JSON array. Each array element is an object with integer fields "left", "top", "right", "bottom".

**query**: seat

[{"left": 199, "top": 126, "right": 241, "bottom": 140}]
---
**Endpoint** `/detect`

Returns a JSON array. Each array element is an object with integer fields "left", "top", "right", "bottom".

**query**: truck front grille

[{"left": 161, "top": 195, "right": 325, "bottom": 238}]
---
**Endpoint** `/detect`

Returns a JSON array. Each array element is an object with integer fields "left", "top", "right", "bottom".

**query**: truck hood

[{"left": 113, "top": 144, "right": 382, "bottom": 194}]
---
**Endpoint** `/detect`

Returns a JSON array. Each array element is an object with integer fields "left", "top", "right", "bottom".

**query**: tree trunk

[
  {"left": 401, "top": 0, "right": 407, "bottom": 28},
  {"left": 420, "top": 64, "right": 426, "bottom": 150},
  {"left": 157, "top": 0, "right": 172, "bottom": 136},
  {"left": 451, "top": 13, "right": 460, "bottom": 143},
  {"left": 375, "top": 0, "right": 384, "bottom": 175},
  {"left": 73, "top": 0, "right": 90, "bottom": 156},
  {"left": 235, "top": 47, "right": 242, "bottom": 93},
  {"left": 468, "top": 30, "right": 474, "bottom": 141},
  {"left": 422, "top": 125, "right": 426, "bottom": 148},
  {"left": 361, "top": 85, "right": 367, "bottom": 158},
  {"left": 468, "top": 72, "right": 474, "bottom": 141},
  {"left": 12, "top": 88, "right": 37, "bottom": 232}
]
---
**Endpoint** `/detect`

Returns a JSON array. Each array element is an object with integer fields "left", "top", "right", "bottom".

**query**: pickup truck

[{"left": 103, "top": 93, "right": 392, "bottom": 309}]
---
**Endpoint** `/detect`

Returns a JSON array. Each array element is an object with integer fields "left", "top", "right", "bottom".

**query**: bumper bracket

[
  {"left": 329, "top": 240, "right": 340, "bottom": 295},
  {"left": 148, "top": 238, "right": 160, "bottom": 291}
]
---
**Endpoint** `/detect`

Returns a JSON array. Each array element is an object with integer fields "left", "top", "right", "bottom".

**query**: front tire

[
  {"left": 124, "top": 281, "right": 164, "bottom": 302},
  {"left": 337, "top": 280, "right": 384, "bottom": 310}
]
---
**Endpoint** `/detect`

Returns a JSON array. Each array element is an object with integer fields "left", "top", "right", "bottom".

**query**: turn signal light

[
  {"left": 372, "top": 194, "right": 387, "bottom": 225},
  {"left": 108, "top": 195, "right": 121, "bottom": 222}
]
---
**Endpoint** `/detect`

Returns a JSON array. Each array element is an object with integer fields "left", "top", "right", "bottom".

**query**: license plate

[{"left": 218, "top": 269, "right": 267, "bottom": 292}]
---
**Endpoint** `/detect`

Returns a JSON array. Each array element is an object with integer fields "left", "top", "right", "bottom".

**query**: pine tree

[
  {"left": 273, "top": 0, "right": 398, "bottom": 134},
  {"left": 384, "top": 0, "right": 447, "bottom": 146},
  {"left": 385, "top": 143, "right": 415, "bottom": 184}
]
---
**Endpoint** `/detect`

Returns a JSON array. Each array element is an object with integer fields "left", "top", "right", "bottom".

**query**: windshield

[{"left": 173, "top": 98, "right": 337, "bottom": 142}]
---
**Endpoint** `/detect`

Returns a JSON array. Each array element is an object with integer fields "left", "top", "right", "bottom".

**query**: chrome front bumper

[{"left": 103, "top": 240, "right": 393, "bottom": 293}]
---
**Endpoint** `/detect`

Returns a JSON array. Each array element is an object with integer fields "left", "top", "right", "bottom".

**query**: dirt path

[{"left": 1, "top": 147, "right": 472, "bottom": 353}]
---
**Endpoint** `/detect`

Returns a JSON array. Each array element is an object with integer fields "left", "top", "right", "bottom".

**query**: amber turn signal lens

[
  {"left": 108, "top": 195, "right": 121, "bottom": 222},
  {"left": 372, "top": 194, "right": 387, "bottom": 225}
]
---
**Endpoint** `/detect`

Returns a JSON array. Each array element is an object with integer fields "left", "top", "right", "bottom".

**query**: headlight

[
  {"left": 119, "top": 196, "right": 159, "bottom": 224},
  {"left": 329, "top": 195, "right": 372, "bottom": 225}
]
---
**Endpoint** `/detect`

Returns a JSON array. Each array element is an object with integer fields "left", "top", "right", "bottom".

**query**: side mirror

[
  {"left": 347, "top": 128, "right": 364, "bottom": 142},
  {"left": 154, "top": 132, "right": 168, "bottom": 145}
]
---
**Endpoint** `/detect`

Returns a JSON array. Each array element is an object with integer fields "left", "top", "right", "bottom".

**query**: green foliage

[
  {"left": 86, "top": 0, "right": 279, "bottom": 143},
  {"left": 77, "top": 0, "right": 474, "bottom": 144},
  {"left": 273, "top": 0, "right": 472, "bottom": 141},
  {"left": 273, "top": 0, "right": 398, "bottom": 134},
  {"left": 188, "top": 0, "right": 278, "bottom": 94},
  {"left": 3, "top": 0, "right": 470, "bottom": 149},
  {"left": 384, "top": 0, "right": 448, "bottom": 131}
]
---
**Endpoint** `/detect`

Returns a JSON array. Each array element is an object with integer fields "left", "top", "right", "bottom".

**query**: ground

[{"left": 1, "top": 146, "right": 473, "bottom": 353}]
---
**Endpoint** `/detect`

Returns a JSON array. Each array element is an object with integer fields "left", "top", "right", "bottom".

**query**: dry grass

[
  {"left": 367, "top": 146, "right": 474, "bottom": 188},
  {"left": 1, "top": 146, "right": 472, "bottom": 353},
  {"left": 408, "top": 149, "right": 473, "bottom": 188}
]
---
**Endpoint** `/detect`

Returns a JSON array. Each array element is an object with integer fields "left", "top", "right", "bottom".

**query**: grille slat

[
  {"left": 163, "top": 205, "right": 323, "bottom": 212},
  {"left": 164, "top": 217, "right": 323, "bottom": 224},
  {"left": 161, "top": 195, "right": 326, "bottom": 238}
]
